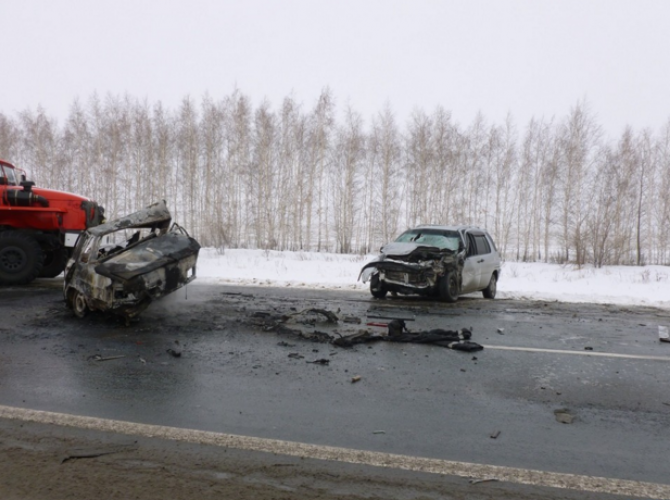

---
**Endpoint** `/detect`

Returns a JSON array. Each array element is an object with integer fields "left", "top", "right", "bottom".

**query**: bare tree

[
  {"left": 556, "top": 101, "right": 601, "bottom": 266},
  {"left": 367, "top": 104, "right": 402, "bottom": 249},
  {"left": 331, "top": 107, "right": 364, "bottom": 253},
  {"left": 306, "top": 89, "right": 335, "bottom": 251},
  {"left": 404, "top": 109, "right": 433, "bottom": 227}
]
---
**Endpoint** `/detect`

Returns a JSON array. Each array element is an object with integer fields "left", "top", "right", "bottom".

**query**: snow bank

[{"left": 196, "top": 248, "right": 670, "bottom": 308}]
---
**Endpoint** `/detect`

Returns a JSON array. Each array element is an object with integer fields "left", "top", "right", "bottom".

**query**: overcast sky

[{"left": 2, "top": 0, "right": 669, "bottom": 137}]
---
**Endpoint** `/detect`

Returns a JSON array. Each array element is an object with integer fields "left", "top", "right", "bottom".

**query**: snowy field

[{"left": 196, "top": 248, "right": 670, "bottom": 309}]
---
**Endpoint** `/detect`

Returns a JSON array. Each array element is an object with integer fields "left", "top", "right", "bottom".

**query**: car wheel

[
  {"left": 483, "top": 273, "right": 497, "bottom": 299},
  {"left": 72, "top": 290, "right": 89, "bottom": 318},
  {"left": 370, "top": 274, "right": 387, "bottom": 299},
  {"left": 439, "top": 272, "right": 459, "bottom": 303}
]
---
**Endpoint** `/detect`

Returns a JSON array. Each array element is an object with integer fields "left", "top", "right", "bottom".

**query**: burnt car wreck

[
  {"left": 359, "top": 225, "right": 501, "bottom": 302},
  {"left": 64, "top": 200, "right": 200, "bottom": 322}
]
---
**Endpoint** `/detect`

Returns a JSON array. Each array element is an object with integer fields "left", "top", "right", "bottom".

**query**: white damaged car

[{"left": 359, "top": 225, "right": 501, "bottom": 302}]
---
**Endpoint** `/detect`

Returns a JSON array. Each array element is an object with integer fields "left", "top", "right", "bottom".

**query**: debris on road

[
  {"left": 469, "top": 478, "right": 499, "bottom": 485},
  {"left": 351, "top": 375, "right": 362, "bottom": 383},
  {"left": 281, "top": 308, "right": 339, "bottom": 324},
  {"left": 61, "top": 445, "right": 137, "bottom": 464},
  {"left": 366, "top": 313, "right": 415, "bottom": 322},
  {"left": 385, "top": 319, "right": 484, "bottom": 352},
  {"left": 307, "top": 358, "right": 330, "bottom": 365},
  {"left": 659, "top": 325, "right": 669, "bottom": 342},
  {"left": 497, "top": 328, "right": 505, "bottom": 334},
  {"left": 250, "top": 309, "right": 483, "bottom": 352},
  {"left": 87, "top": 354, "right": 126, "bottom": 362},
  {"left": 288, "top": 353, "right": 304, "bottom": 359},
  {"left": 166, "top": 348, "right": 181, "bottom": 358},
  {"left": 554, "top": 408, "right": 574, "bottom": 424},
  {"left": 490, "top": 430, "right": 501, "bottom": 439}
]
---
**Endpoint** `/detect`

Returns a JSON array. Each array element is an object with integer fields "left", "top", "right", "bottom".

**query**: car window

[
  {"left": 80, "top": 236, "right": 98, "bottom": 263},
  {"left": 474, "top": 235, "right": 491, "bottom": 255}
]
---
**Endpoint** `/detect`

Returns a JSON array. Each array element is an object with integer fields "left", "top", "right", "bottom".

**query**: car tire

[
  {"left": 483, "top": 273, "right": 497, "bottom": 299},
  {"left": 0, "top": 232, "right": 44, "bottom": 285},
  {"left": 439, "top": 271, "right": 459, "bottom": 303},
  {"left": 71, "top": 290, "right": 89, "bottom": 318},
  {"left": 370, "top": 274, "right": 387, "bottom": 299}
]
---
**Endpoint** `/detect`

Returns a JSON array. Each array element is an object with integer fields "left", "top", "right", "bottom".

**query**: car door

[
  {"left": 460, "top": 232, "right": 481, "bottom": 293},
  {"left": 472, "top": 233, "right": 496, "bottom": 288}
]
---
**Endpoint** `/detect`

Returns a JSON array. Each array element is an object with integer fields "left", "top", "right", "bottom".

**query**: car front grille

[{"left": 384, "top": 270, "right": 429, "bottom": 286}]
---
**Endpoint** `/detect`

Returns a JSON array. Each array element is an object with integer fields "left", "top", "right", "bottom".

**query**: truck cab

[{"left": 0, "top": 159, "right": 104, "bottom": 285}]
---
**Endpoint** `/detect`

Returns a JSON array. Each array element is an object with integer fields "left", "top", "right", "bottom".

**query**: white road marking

[
  {"left": 483, "top": 344, "right": 670, "bottom": 361},
  {"left": 1, "top": 404, "right": 668, "bottom": 499}
]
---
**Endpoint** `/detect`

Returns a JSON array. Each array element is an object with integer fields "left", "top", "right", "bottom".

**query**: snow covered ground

[{"left": 196, "top": 248, "right": 670, "bottom": 309}]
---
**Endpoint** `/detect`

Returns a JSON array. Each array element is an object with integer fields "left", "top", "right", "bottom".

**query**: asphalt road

[{"left": 1, "top": 279, "right": 670, "bottom": 499}]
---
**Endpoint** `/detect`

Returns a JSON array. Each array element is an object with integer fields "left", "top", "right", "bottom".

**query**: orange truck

[{"left": 0, "top": 159, "right": 104, "bottom": 285}]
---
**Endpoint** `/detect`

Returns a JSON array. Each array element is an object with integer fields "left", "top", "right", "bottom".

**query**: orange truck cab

[{"left": 0, "top": 159, "right": 104, "bottom": 285}]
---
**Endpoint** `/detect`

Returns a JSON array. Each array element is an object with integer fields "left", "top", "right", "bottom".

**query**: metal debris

[
  {"left": 307, "top": 358, "right": 330, "bottom": 365},
  {"left": 87, "top": 354, "right": 126, "bottom": 362},
  {"left": 554, "top": 408, "right": 574, "bottom": 424}
]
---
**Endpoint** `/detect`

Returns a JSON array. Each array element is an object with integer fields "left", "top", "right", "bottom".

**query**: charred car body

[
  {"left": 359, "top": 225, "right": 501, "bottom": 302},
  {"left": 64, "top": 200, "right": 200, "bottom": 321}
]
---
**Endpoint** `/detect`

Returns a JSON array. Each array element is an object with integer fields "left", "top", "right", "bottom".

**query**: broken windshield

[{"left": 395, "top": 229, "right": 461, "bottom": 251}]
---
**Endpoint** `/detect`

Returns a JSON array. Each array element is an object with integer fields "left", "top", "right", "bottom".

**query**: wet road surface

[{"left": 1, "top": 279, "right": 670, "bottom": 497}]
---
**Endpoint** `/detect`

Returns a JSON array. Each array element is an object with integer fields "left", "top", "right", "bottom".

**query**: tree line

[{"left": 1, "top": 90, "right": 669, "bottom": 266}]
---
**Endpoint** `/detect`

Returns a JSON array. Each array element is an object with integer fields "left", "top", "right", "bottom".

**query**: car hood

[
  {"left": 94, "top": 232, "right": 200, "bottom": 281},
  {"left": 378, "top": 242, "right": 441, "bottom": 257}
]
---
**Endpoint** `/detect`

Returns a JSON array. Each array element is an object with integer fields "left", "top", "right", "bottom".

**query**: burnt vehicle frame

[
  {"left": 359, "top": 225, "right": 501, "bottom": 302},
  {"left": 63, "top": 200, "right": 200, "bottom": 322}
]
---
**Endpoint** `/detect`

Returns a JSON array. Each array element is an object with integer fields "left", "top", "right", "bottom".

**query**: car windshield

[{"left": 395, "top": 229, "right": 461, "bottom": 251}]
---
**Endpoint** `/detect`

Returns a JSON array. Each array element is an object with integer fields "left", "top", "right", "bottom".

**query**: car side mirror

[{"left": 458, "top": 241, "right": 465, "bottom": 252}]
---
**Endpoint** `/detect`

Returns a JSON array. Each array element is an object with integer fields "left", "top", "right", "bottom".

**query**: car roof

[{"left": 410, "top": 224, "right": 487, "bottom": 233}]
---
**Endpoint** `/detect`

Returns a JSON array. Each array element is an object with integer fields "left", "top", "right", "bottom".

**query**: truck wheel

[
  {"left": 39, "top": 247, "right": 69, "bottom": 278},
  {"left": 0, "top": 232, "right": 45, "bottom": 285},
  {"left": 71, "top": 290, "right": 89, "bottom": 318},
  {"left": 438, "top": 271, "right": 459, "bottom": 303}
]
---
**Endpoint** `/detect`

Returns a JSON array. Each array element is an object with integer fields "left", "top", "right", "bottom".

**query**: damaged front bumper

[{"left": 360, "top": 259, "right": 442, "bottom": 293}]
